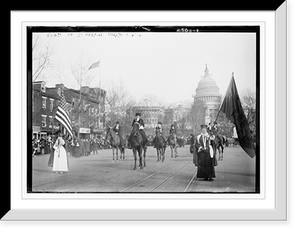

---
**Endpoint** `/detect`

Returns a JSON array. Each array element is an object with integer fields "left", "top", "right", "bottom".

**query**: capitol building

[{"left": 194, "top": 65, "right": 222, "bottom": 125}]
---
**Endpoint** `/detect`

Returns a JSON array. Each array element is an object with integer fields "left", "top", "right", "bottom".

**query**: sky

[{"left": 33, "top": 31, "right": 256, "bottom": 107}]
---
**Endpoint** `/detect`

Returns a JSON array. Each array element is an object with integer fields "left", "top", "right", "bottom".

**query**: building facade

[
  {"left": 194, "top": 65, "right": 222, "bottom": 125},
  {"left": 32, "top": 82, "right": 106, "bottom": 139},
  {"left": 32, "top": 81, "right": 61, "bottom": 139},
  {"left": 130, "top": 106, "right": 164, "bottom": 135}
]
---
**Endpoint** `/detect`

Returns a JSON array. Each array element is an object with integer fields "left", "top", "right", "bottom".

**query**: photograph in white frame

[{"left": 5, "top": 4, "right": 286, "bottom": 219}]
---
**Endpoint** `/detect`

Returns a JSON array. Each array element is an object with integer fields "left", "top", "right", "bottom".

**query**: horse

[
  {"left": 177, "top": 137, "right": 185, "bottom": 148},
  {"left": 153, "top": 131, "right": 167, "bottom": 162},
  {"left": 167, "top": 133, "right": 178, "bottom": 158},
  {"left": 129, "top": 122, "right": 147, "bottom": 170},
  {"left": 106, "top": 126, "right": 125, "bottom": 162},
  {"left": 214, "top": 135, "right": 225, "bottom": 161}
]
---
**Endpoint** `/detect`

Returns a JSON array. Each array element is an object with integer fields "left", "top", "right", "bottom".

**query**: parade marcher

[
  {"left": 153, "top": 121, "right": 165, "bottom": 148},
  {"left": 113, "top": 121, "right": 125, "bottom": 148},
  {"left": 86, "top": 138, "right": 91, "bottom": 155},
  {"left": 72, "top": 136, "right": 80, "bottom": 158},
  {"left": 128, "top": 113, "right": 148, "bottom": 147},
  {"left": 48, "top": 133, "right": 58, "bottom": 167},
  {"left": 52, "top": 130, "right": 68, "bottom": 173},
  {"left": 193, "top": 124, "right": 215, "bottom": 181},
  {"left": 189, "top": 133, "right": 195, "bottom": 154},
  {"left": 207, "top": 121, "right": 220, "bottom": 166},
  {"left": 167, "top": 123, "right": 178, "bottom": 146}
]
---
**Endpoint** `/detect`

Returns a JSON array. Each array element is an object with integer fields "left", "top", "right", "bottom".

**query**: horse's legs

[
  {"left": 138, "top": 147, "right": 143, "bottom": 169},
  {"left": 156, "top": 148, "right": 160, "bottom": 162},
  {"left": 143, "top": 146, "right": 147, "bottom": 167},
  {"left": 112, "top": 148, "right": 115, "bottom": 162},
  {"left": 170, "top": 146, "right": 173, "bottom": 158},
  {"left": 132, "top": 149, "right": 137, "bottom": 170},
  {"left": 221, "top": 145, "right": 224, "bottom": 160},
  {"left": 175, "top": 146, "right": 178, "bottom": 158},
  {"left": 121, "top": 147, "right": 125, "bottom": 159},
  {"left": 161, "top": 148, "right": 165, "bottom": 162}
]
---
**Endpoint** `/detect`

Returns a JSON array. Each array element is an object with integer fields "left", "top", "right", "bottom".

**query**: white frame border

[{"left": 7, "top": 2, "right": 287, "bottom": 220}]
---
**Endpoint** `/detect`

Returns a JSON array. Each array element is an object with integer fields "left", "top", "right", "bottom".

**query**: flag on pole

[
  {"left": 218, "top": 73, "right": 256, "bottom": 158},
  {"left": 88, "top": 60, "right": 100, "bottom": 70},
  {"left": 55, "top": 89, "right": 74, "bottom": 138}
]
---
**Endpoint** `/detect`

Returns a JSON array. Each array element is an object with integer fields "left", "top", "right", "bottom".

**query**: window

[
  {"left": 50, "top": 99, "right": 54, "bottom": 112},
  {"left": 49, "top": 116, "right": 53, "bottom": 126},
  {"left": 41, "top": 115, "right": 47, "bottom": 127},
  {"left": 42, "top": 97, "right": 47, "bottom": 109}
]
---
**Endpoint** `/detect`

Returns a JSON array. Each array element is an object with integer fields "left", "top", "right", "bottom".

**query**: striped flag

[
  {"left": 55, "top": 89, "right": 74, "bottom": 138},
  {"left": 88, "top": 60, "right": 100, "bottom": 70}
]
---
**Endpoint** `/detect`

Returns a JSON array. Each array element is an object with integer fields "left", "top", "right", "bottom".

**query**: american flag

[{"left": 55, "top": 89, "right": 74, "bottom": 138}]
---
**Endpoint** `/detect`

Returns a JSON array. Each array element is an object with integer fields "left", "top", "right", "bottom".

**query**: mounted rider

[
  {"left": 128, "top": 113, "right": 148, "bottom": 147},
  {"left": 207, "top": 121, "right": 222, "bottom": 142},
  {"left": 167, "top": 123, "right": 178, "bottom": 146},
  {"left": 112, "top": 121, "right": 125, "bottom": 147},
  {"left": 153, "top": 121, "right": 165, "bottom": 148}
]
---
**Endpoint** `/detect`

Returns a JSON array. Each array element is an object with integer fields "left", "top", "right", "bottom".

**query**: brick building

[{"left": 32, "top": 81, "right": 106, "bottom": 139}]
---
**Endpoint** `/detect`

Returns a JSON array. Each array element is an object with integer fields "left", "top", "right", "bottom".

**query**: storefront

[
  {"left": 91, "top": 127, "right": 104, "bottom": 139},
  {"left": 32, "top": 126, "right": 41, "bottom": 139},
  {"left": 79, "top": 127, "right": 91, "bottom": 139}
]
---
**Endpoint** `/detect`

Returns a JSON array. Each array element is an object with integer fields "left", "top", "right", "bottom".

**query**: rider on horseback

[
  {"left": 128, "top": 113, "right": 148, "bottom": 147},
  {"left": 112, "top": 121, "right": 125, "bottom": 148},
  {"left": 153, "top": 121, "right": 165, "bottom": 148},
  {"left": 208, "top": 121, "right": 222, "bottom": 142},
  {"left": 167, "top": 123, "right": 178, "bottom": 146}
]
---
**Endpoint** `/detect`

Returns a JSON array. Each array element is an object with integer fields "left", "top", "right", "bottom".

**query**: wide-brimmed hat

[
  {"left": 200, "top": 124, "right": 207, "bottom": 129},
  {"left": 135, "top": 112, "right": 141, "bottom": 116},
  {"left": 158, "top": 121, "right": 162, "bottom": 125}
]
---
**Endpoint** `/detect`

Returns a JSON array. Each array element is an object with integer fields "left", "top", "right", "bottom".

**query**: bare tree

[
  {"left": 188, "top": 100, "right": 207, "bottom": 134},
  {"left": 105, "top": 81, "right": 136, "bottom": 133},
  {"left": 70, "top": 50, "right": 94, "bottom": 97},
  {"left": 32, "top": 34, "right": 54, "bottom": 81},
  {"left": 241, "top": 88, "right": 256, "bottom": 140},
  {"left": 69, "top": 50, "right": 96, "bottom": 136}
]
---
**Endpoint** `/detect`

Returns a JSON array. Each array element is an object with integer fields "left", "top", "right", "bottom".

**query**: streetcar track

[
  {"left": 183, "top": 171, "right": 197, "bottom": 192},
  {"left": 120, "top": 157, "right": 188, "bottom": 192},
  {"left": 151, "top": 161, "right": 191, "bottom": 192}
]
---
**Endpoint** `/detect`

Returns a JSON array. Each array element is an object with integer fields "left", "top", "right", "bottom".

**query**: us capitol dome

[{"left": 194, "top": 64, "right": 222, "bottom": 125}]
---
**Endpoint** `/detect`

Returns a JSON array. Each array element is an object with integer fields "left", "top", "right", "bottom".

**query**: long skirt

[
  {"left": 48, "top": 149, "right": 54, "bottom": 167},
  {"left": 73, "top": 146, "right": 80, "bottom": 158},
  {"left": 196, "top": 151, "right": 215, "bottom": 179},
  {"left": 53, "top": 146, "right": 68, "bottom": 172}
]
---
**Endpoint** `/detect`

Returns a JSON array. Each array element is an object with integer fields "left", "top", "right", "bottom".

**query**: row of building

[
  {"left": 32, "top": 65, "right": 223, "bottom": 139},
  {"left": 32, "top": 81, "right": 106, "bottom": 140}
]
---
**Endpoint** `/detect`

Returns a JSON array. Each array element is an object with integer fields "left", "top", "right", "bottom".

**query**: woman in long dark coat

[
  {"left": 72, "top": 137, "right": 80, "bottom": 158},
  {"left": 193, "top": 124, "right": 215, "bottom": 181}
]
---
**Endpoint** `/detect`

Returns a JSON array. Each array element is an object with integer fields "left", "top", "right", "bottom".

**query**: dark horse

[
  {"left": 167, "top": 132, "right": 178, "bottom": 158},
  {"left": 129, "top": 122, "right": 147, "bottom": 170},
  {"left": 106, "top": 126, "right": 125, "bottom": 162},
  {"left": 211, "top": 134, "right": 224, "bottom": 162},
  {"left": 153, "top": 131, "right": 167, "bottom": 162}
]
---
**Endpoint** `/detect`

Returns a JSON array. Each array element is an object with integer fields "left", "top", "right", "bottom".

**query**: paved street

[{"left": 32, "top": 145, "right": 256, "bottom": 193}]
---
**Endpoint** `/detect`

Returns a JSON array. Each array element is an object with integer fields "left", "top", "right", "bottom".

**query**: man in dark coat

[{"left": 113, "top": 121, "right": 125, "bottom": 147}]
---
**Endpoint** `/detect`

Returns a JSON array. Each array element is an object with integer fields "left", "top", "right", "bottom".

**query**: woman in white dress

[{"left": 52, "top": 131, "right": 68, "bottom": 173}]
